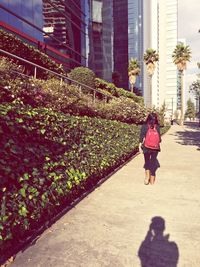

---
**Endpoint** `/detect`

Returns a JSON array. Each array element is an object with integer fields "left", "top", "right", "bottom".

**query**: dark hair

[{"left": 145, "top": 112, "right": 159, "bottom": 128}]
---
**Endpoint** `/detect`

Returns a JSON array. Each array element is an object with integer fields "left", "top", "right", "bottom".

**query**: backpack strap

[{"left": 148, "top": 123, "right": 156, "bottom": 130}]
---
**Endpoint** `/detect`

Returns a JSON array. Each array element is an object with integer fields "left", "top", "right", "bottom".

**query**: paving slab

[{"left": 10, "top": 123, "right": 200, "bottom": 267}]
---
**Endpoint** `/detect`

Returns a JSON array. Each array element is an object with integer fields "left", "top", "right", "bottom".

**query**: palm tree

[
  {"left": 143, "top": 48, "right": 159, "bottom": 108},
  {"left": 128, "top": 58, "right": 141, "bottom": 93},
  {"left": 172, "top": 43, "right": 191, "bottom": 125}
]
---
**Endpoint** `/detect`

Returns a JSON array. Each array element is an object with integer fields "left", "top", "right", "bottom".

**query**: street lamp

[{"left": 171, "top": 97, "right": 174, "bottom": 116}]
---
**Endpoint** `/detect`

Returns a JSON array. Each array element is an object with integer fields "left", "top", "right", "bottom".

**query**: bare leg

[
  {"left": 149, "top": 152, "right": 158, "bottom": 185},
  {"left": 144, "top": 170, "right": 150, "bottom": 185},
  {"left": 150, "top": 175, "right": 155, "bottom": 185}
]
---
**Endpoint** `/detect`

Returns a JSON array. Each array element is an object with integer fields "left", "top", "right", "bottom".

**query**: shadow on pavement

[
  {"left": 138, "top": 216, "right": 179, "bottom": 267},
  {"left": 174, "top": 122, "right": 200, "bottom": 151}
]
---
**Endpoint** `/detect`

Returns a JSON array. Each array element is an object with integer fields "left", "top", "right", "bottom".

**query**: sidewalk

[{"left": 11, "top": 123, "right": 200, "bottom": 267}]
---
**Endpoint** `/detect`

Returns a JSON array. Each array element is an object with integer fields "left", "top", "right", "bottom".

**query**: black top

[{"left": 139, "top": 124, "right": 161, "bottom": 152}]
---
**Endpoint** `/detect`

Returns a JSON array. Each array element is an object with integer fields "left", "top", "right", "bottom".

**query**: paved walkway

[{"left": 11, "top": 123, "right": 200, "bottom": 267}]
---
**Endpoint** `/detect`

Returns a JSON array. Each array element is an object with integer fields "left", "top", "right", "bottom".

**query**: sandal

[{"left": 144, "top": 177, "right": 150, "bottom": 185}]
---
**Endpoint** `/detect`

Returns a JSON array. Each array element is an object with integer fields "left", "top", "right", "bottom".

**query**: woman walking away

[{"left": 139, "top": 112, "right": 161, "bottom": 185}]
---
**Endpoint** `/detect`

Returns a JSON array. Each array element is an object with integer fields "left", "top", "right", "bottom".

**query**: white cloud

[
  {"left": 178, "top": 0, "right": 200, "bottom": 37},
  {"left": 186, "top": 72, "right": 198, "bottom": 85}
]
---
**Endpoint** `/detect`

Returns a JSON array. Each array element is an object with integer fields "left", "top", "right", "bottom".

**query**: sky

[{"left": 178, "top": 0, "right": 200, "bottom": 101}]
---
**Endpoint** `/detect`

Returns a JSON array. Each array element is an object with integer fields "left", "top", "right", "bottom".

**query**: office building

[
  {"left": 143, "top": 0, "right": 159, "bottom": 107},
  {"left": 128, "top": 0, "right": 144, "bottom": 94},
  {"left": 143, "top": 0, "right": 178, "bottom": 113},
  {"left": 0, "top": 0, "right": 88, "bottom": 70},
  {"left": 113, "top": 0, "right": 129, "bottom": 89},
  {"left": 0, "top": 0, "right": 43, "bottom": 41},
  {"left": 88, "top": 0, "right": 113, "bottom": 81},
  {"left": 113, "top": 0, "right": 144, "bottom": 92},
  {"left": 158, "top": 0, "right": 178, "bottom": 114}
]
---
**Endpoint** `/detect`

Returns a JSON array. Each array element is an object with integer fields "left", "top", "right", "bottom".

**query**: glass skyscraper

[
  {"left": 113, "top": 0, "right": 144, "bottom": 92},
  {"left": 128, "top": 0, "right": 144, "bottom": 94},
  {"left": 113, "top": 0, "right": 129, "bottom": 89},
  {"left": 88, "top": 0, "right": 113, "bottom": 82},
  {"left": 0, "top": 0, "right": 43, "bottom": 41},
  {"left": 0, "top": 0, "right": 88, "bottom": 71}
]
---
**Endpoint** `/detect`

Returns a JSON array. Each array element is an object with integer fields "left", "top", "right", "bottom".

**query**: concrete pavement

[{"left": 11, "top": 123, "right": 200, "bottom": 267}]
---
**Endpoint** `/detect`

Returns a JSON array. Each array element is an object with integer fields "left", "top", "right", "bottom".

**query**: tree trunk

[
  {"left": 149, "top": 76, "right": 152, "bottom": 108},
  {"left": 180, "top": 72, "right": 184, "bottom": 126},
  {"left": 199, "top": 96, "right": 200, "bottom": 127},
  {"left": 129, "top": 75, "right": 136, "bottom": 93},
  {"left": 131, "top": 83, "right": 134, "bottom": 93}
]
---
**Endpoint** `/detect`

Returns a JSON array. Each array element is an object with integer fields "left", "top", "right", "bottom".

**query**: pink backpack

[{"left": 144, "top": 124, "right": 160, "bottom": 149}]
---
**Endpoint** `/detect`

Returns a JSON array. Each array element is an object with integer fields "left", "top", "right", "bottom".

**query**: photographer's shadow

[{"left": 138, "top": 217, "right": 179, "bottom": 267}]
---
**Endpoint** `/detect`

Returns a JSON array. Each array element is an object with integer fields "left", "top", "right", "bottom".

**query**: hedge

[
  {"left": 68, "top": 67, "right": 96, "bottom": 93},
  {"left": 0, "top": 102, "right": 140, "bottom": 258},
  {"left": 0, "top": 57, "right": 148, "bottom": 124},
  {"left": 95, "top": 78, "right": 144, "bottom": 105},
  {"left": 0, "top": 29, "right": 64, "bottom": 78},
  {"left": 96, "top": 97, "right": 147, "bottom": 124}
]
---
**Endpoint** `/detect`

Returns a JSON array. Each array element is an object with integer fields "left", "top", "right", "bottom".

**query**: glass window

[{"left": 92, "top": 0, "right": 102, "bottom": 23}]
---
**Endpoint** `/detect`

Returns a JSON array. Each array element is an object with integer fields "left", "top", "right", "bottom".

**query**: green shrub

[
  {"left": 115, "top": 87, "right": 144, "bottom": 105},
  {"left": 0, "top": 79, "right": 147, "bottom": 125},
  {"left": 94, "top": 88, "right": 113, "bottom": 101},
  {"left": 95, "top": 77, "right": 144, "bottom": 105},
  {"left": 29, "top": 78, "right": 84, "bottom": 112},
  {"left": 0, "top": 102, "right": 140, "bottom": 257},
  {"left": 95, "top": 78, "right": 119, "bottom": 97},
  {"left": 0, "top": 57, "right": 147, "bottom": 124},
  {"left": 160, "top": 125, "right": 171, "bottom": 135},
  {"left": 0, "top": 29, "right": 64, "bottom": 78},
  {"left": 0, "top": 57, "right": 24, "bottom": 79},
  {"left": 97, "top": 97, "right": 147, "bottom": 124},
  {"left": 68, "top": 67, "right": 96, "bottom": 93}
]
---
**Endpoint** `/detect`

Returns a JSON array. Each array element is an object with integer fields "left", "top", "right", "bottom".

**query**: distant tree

[
  {"left": 197, "top": 62, "right": 200, "bottom": 79},
  {"left": 128, "top": 58, "right": 141, "bottom": 93},
  {"left": 190, "top": 80, "right": 200, "bottom": 126},
  {"left": 143, "top": 48, "right": 159, "bottom": 108},
  {"left": 172, "top": 43, "right": 192, "bottom": 125},
  {"left": 190, "top": 80, "right": 200, "bottom": 100},
  {"left": 184, "top": 98, "right": 196, "bottom": 120},
  {"left": 156, "top": 101, "right": 166, "bottom": 126}
]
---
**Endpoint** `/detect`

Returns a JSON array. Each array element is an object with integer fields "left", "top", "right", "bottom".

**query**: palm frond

[{"left": 172, "top": 44, "right": 191, "bottom": 71}]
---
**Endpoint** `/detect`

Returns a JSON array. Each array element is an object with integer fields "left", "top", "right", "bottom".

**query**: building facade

[
  {"left": 0, "top": 0, "right": 179, "bottom": 108},
  {"left": 113, "top": 0, "right": 129, "bottom": 89},
  {"left": 0, "top": 0, "right": 44, "bottom": 41},
  {"left": 128, "top": 0, "right": 144, "bottom": 94},
  {"left": 88, "top": 0, "right": 113, "bottom": 81},
  {"left": 158, "top": 0, "right": 178, "bottom": 115},
  {"left": 143, "top": 0, "right": 159, "bottom": 108},
  {"left": 113, "top": 0, "right": 144, "bottom": 92},
  {"left": 0, "top": 0, "right": 88, "bottom": 71},
  {"left": 143, "top": 0, "right": 178, "bottom": 113}
]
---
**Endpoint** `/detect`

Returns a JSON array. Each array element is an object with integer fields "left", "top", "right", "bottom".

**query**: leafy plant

[
  {"left": 0, "top": 29, "right": 64, "bottom": 79},
  {"left": 184, "top": 98, "right": 196, "bottom": 120},
  {"left": 95, "top": 78, "right": 144, "bottom": 105},
  {"left": 0, "top": 102, "right": 140, "bottom": 258},
  {"left": 97, "top": 97, "right": 147, "bottom": 124},
  {"left": 67, "top": 67, "right": 96, "bottom": 93}
]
